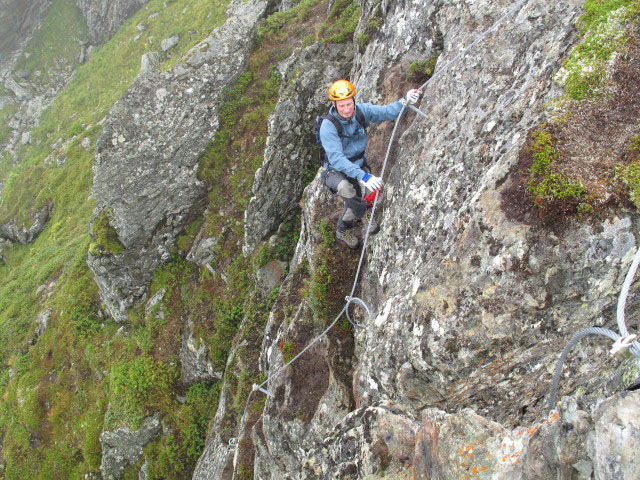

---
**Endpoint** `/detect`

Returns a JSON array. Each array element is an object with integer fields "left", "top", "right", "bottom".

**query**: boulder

[
  {"left": 99, "top": 414, "right": 162, "bottom": 480},
  {"left": 180, "top": 318, "right": 222, "bottom": 387},
  {"left": 160, "top": 35, "right": 179, "bottom": 52},
  {"left": 0, "top": 202, "right": 53, "bottom": 244},
  {"left": 89, "top": 0, "right": 270, "bottom": 322}
]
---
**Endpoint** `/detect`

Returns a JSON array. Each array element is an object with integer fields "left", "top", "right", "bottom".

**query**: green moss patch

[
  {"left": 557, "top": 0, "right": 639, "bottom": 100},
  {"left": 89, "top": 207, "right": 125, "bottom": 256},
  {"left": 526, "top": 129, "right": 586, "bottom": 207}
]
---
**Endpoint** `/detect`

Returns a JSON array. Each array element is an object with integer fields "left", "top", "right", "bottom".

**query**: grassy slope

[
  {"left": 0, "top": 0, "right": 229, "bottom": 477},
  {"left": 0, "top": 0, "right": 363, "bottom": 477}
]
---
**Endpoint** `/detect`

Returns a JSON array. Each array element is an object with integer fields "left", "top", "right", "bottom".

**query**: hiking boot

[
  {"left": 360, "top": 210, "right": 380, "bottom": 235},
  {"left": 336, "top": 228, "right": 359, "bottom": 249}
]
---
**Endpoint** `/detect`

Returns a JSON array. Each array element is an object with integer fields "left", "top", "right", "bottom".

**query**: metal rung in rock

[
  {"left": 253, "top": 383, "right": 274, "bottom": 398},
  {"left": 407, "top": 104, "right": 429, "bottom": 119},
  {"left": 228, "top": 438, "right": 238, "bottom": 448}
]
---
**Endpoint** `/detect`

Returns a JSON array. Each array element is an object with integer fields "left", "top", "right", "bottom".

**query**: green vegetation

[
  {"left": 561, "top": 0, "right": 640, "bottom": 100},
  {"left": 0, "top": 0, "right": 231, "bottom": 477},
  {"left": 176, "top": 216, "right": 204, "bottom": 253},
  {"left": 257, "top": 0, "right": 323, "bottom": 40},
  {"left": 303, "top": 219, "right": 347, "bottom": 323},
  {"left": 14, "top": 0, "right": 88, "bottom": 84},
  {"left": 0, "top": 0, "right": 365, "bottom": 476},
  {"left": 526, "top": 129, "right": 586, "bottom": 208},
  {"left": 409, "top": 55, "right": 439, "bottom": 83},
  {"left": 258, "top": 0, "right": 361, "bottom": 45},
  {"left": 319, "top": 0, "right": 362, "bottom": 44},
  {"left": 107, "top": 356, "right": 178, "bottom": 428},
  {"left": 518, "top": 0, "right": 640, "bottom": 216},
  {"left": 89, "top": 207, "right": 125, "bottom": 256}
]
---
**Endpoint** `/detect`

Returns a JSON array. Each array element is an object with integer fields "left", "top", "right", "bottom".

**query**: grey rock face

[
  {"left": 76, "top": 0, "right": 148, "bottom": 46},
  {"left": 99, "top": 414, "right": 161, "bottom": 480},
  {"left": 246, "top": 172, "right": 355, "bottom": 479},
  {"left": 89, "top": 0, "right": 270, "bottom": 322},
  {"left": 354, "top": 0, "right": 638, "bottom": 428},
  {"left": 289, "top": 391, "right": 640, "bottom": 479},
  {"left": 256, "top": 260, "right": 287, "bottom": 295},
  {"left": 0, "top": 202, "right": 53, "bottom": 244},
  {"left": 0, "top": 0, "right": 50, "bottom": 64},
  {"left": 180, "top": 318, "right": 221, "bottom": 387},
  {"left": 220, "top": 0, "right": 640, "bottom": 478},
  {"left": 191, "top": 343, "right": 240, "bottom": 480},
  {"left": 589, "top": 391, "right": 640, "bottom": 480},
  {"left": 242, "top": 42, "right": 354, "bottom": 256},
  {"left": 139, "top": 51, "right": 159, "bottom": 74}
]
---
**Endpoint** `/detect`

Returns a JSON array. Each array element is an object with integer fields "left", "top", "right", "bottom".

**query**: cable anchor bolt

[
  {"left": 610, "top": 334, "right": 637, "bottom": 358},
  {"left": 253, "top": 383, "right": 275, "bottom": 398}
]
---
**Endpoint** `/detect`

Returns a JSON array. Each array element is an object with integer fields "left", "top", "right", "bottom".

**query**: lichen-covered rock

[
  {"left": 292, "top": 392, "right": 640, "bottom": 479},
  {"left": 76, "top": 0, "right": 148, "bottom": 46},
  {"left": 356, "top": 0, "right": 638, "bottom": 428},
  {"left": 99, "top": 414, "right": 161, "bottom": 480},
  {"left": 0, "top": 202, "right": 53, "bottom": 244},
  {"left": 89, "top": 0, "right": 270, "bottom": 322},
  {"left": 242, "top": 42, "right": 353, "bottom": 256},
  {"left": 218, "top": 0, "right": 640, "bottom": 478}
]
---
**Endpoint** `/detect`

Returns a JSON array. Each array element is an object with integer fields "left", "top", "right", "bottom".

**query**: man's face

[{"left": 335, "top": 98, "right": 355, "bottom": 119}]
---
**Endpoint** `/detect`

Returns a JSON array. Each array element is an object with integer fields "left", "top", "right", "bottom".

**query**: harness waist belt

[{"left": 348, "top": 151, "right": 365, "bottom": 162}]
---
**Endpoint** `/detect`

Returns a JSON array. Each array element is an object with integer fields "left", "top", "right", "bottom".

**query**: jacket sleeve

[
  {"left": 319, "top": 119, "right": 367, "bottom": 180},
  {"left": 360, "top": 100, "right": 404, "bottom": 124}
]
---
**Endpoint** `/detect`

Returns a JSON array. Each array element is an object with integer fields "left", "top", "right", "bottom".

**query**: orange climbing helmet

[{"left": 328, "top": 80, "right": 356, "bottom": 101}]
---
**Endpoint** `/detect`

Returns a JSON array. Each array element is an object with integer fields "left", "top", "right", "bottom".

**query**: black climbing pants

[{"left": 322, "top": 170, "right": 367, "bottom": 231}]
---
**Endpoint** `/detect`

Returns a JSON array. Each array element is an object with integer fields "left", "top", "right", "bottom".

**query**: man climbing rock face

[{"left": 319, "top": 79, "right": 422, "bottom": 248}]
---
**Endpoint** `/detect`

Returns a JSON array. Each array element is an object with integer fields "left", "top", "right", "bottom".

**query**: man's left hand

[{"left": 404, "top": 89, "right": 423, "bottom": 105}]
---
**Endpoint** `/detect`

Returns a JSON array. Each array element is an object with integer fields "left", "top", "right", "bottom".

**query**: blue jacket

[{"left": 319, "top": 100, "right": 404, "bottom": 180}]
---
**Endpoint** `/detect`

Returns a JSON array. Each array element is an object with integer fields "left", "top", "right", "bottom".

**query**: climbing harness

[
  {"left": 233, "top": 0, "right": 531, "bottom": 445},
  {"left": 547, "top": 245, "right": 640, "bottom": 412}
]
